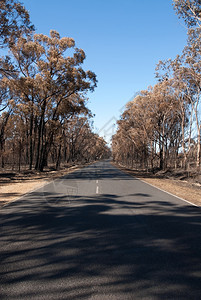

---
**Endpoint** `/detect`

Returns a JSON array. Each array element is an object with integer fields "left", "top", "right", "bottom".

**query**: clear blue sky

[{"left": 24, "top": 0, "right": 187, "bottom": 143}]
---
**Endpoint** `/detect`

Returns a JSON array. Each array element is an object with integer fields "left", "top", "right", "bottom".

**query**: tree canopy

[
  {"left": 0, "top": 1, "right": 110, "bottom": 172},
  {"left": 113, "top": 2, "right": 201, "bottom": 172},
  {"left": 0, "top": 0, "right": 34, "bottom": 47}
]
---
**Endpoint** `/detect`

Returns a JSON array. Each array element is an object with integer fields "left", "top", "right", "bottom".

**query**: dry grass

[{"left": 113, "top": 162, "right": 201, "bottom": 207}]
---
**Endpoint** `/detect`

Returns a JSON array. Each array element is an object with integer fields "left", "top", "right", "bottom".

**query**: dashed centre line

[{"left": 96, "top": 180, "right": 99, "bottom": 194}]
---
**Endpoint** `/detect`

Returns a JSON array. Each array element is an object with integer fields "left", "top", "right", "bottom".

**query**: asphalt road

[{"left": 1, "top": 160, "right": 201, "bottom": 299}]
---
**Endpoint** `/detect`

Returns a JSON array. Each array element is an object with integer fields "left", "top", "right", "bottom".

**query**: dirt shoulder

[
  {"left": 112, "top": 162, "right": 201, "bottom": 207},
  {"left": 0, "top": 164, "right": 88, "bottom": 208}
]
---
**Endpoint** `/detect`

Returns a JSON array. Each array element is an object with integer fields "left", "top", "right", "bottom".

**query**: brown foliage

[
  {"left": 0, "top": 9, "right": 108, "bottom": 171},
  {"left": 0, "top": 0, "right": 34, "bottom": 47}
]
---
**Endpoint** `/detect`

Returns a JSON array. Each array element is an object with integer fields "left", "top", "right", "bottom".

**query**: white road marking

[
  {"left": 96, "top": 180, "right": 98, "bottom": 184},
  {"left": 96, "top": 186, "right": 99, "bottom": 194}
]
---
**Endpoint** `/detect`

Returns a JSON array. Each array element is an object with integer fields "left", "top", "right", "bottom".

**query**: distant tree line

[
  {"left": 112, "top": 0, "right": 201, "bottom": 172},
  {"left": 0, "top": 0, "right": 110, "bottom": 172}
]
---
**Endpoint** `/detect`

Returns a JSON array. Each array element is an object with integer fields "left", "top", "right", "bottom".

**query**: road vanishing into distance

[{"left": 1, "top": 160, "right": 201, "bottom": 299}]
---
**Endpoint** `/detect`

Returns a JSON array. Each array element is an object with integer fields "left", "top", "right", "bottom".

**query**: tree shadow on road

[{"left": 1, "top": 191, "right": 201, "bottom": 299}]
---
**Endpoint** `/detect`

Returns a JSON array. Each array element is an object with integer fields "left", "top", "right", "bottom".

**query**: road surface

[{"left": 1, "top": 160, "right": 201, "bottom": 299}]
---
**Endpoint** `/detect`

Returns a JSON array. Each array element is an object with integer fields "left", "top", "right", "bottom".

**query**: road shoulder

[
  {"left": 112, "top": 162, "right": 201, "bottom": 207},
  {"left": 0, "top": 163, "right": 92, "bottom": 208}
]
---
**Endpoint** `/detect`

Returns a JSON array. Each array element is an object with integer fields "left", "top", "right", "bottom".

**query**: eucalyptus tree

[
  {"left": 181, "top": 28, "right": 201, "bottom": 168},
  {"left": 173, "top": 0, "right": 201, "bottom": 28},
  {"left": 113, "top": 80, "right": 183, "bottom": 171},
  {"left": 0, "top": 0, "right": 34, "bottom": 47},
  {"left": 5, "top": 30, "right": 97, "bottom": 170}
]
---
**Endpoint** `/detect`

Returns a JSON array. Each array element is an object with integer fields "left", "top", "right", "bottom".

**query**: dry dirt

[
  {"left": 0, "top": 164, "right": 85, "bottom": 208},
  {"left": 113, "top": 162, "right": 201, "bottom": 207}
]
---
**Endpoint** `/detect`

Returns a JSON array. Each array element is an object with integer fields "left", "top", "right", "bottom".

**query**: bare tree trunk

[
  {"left": 18, "top": 140, "right": 22, "bottom": 172},
  {"left": 56, "top": 144, "right": 62, "bottom": 170},
  {"left": 1, "top": 140, "right": 5, "bottom": 168},
  {"left": 35, "top": 111, "right": 45, "bottom": 170},
  {"left": 162, "top": 119, "right": 166, "bottom": 170},
  {"left": 29, "top": 113, "right": 33, "bottom": 170},
  {"left": 35, "top": 119, "right": 42, "bottom": 170},
  {"left": 196, "top": 126, "right": 200, "bottom": 169},
  {"left": 12, "top": 141, "right": 15, "bottom": 170},
  {"left": 194, "top": 101, "right": 201, "bottom": 169},
  {"left": 181, "top": 114, "right": 187, "bottom": 170},
  {"left": 0, "top": 111, "right": 10, "bottom": 169}
]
